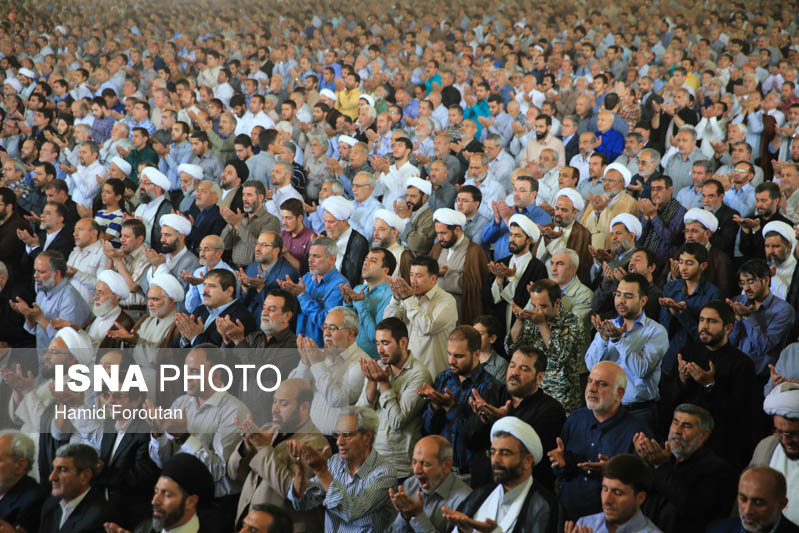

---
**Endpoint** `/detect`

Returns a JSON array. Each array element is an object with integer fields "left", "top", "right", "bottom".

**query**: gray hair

[
  {"left": 115, "top": 121, "right": 130, "bottom": 136},
  {"left": 281, "top": 141, "right": 297, "bottom": 155},
  {"left": 640, "top": 148, "right": 661, "bottom": 167},
  {"left": 338, "top": 406, "right": 379, "bottom": 436},
  {"left": 563, "top": 115, "right": 579, "bottom": 127},
  {"left": 274, "top": 160, "right": 293, "bottom": 175},
  {"left": 728, "top": 122, "right": 747, "bottom": 137},
  {"left": 674, "top": 403, "right": 714, "bottom": 433},
  {"left": 484, "top": 133, "right": 503, "bottom": 146},
  {"left": 199, "top": 179, "right": 222, "bottom": 199},
  {"left": 693, "top": 160, "right": 714, "bottom": 173},
  {"left": 678, "top": 125, "right": 697, "bottom": 142},
  {"left": 55, "top": 442, "right": 99, "bottom": 477},
  {"left": 329, "top": 306, "right": 360, "bottom": 335},
  {"left": 0, "top": 430, "right": 35, "bottom": 472},
  {"left": 309, "top": 134, "right": 328, "bottom": 146},
  {"left": 353, "top": 171, "right": 376, "bottom": 187},
  {"left": 0, "top": 261, "right": 7, "bottom": 277},
  {"left": 552, "top": 248, "right": 579, "bottom": 269},
  {"left": 310, "top": 236, "right": 337, "bottom": 257},
  {"left": 325, "top": 179, "right": 346, "bottom": 196}
]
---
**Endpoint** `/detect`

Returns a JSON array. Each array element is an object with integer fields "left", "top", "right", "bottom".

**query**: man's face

[
  {"left": 411, "top": 440, "right": 450, "bottom": 492},
  {"left": 774, "top": 415, "right": 799, "bottom": 460},
  {"left": 585, "top": 365, "right": 622, "bottom": 413},
  {"left": 676, "top": 132, "right": 694, "bottom": 154},
  {"left": 553, "top": 196, "right": 577, "bottom": 227},
  {"left": 683, "top": 221, "right": 710, "bottom": 246},
  {"left": 490, "top": 435, "right": 526, "bottom": 485},
  {"left": 334, "top": 414, "right": 371, "bottom": 464},
  {"left": 271, "top": 386, "right": 302, "bottom": 430},
  {"left": 78, "top": 145, "right": 94, "bottom": 167},
  {"left": 603, "top": 170, "right": 625, "bottom": 196},
  {"left": 609, "top": 224, "right": 634, "bottom": 256},
  {"left": 614, "top": 280, "right": 644, "bottom": 320},
  {"left": 307, "top": 244, "right": 333, "bottom": 276},
  {"left": 221, "top": 165, "right": 239, "bottom": 189},
  {"left": 549, "top": 253, "right": 576, "bottom": 285},
  {"left": 151, "top": 477, "right": 190, "bottom": 531},
  {"left": 737, "top": 470, "right": 788, "bottom": 533},
  {"left": 434, "top": 222, "right": 459, "bottom": 249},
  {"left": 271, "top": 163, "right": 289, "bottom": 188},
  {"left": 0, "top": 436, "right": 27, "bottom": 494},
  {"left": 280, "top": 210, "right": 300, "bottom": 233},
  {"left": 601, "top": 477, "right": 644, "bottom": 528},
  {"left": 202, "top": 275, "right": 229, "bottom": 308},
  {"left": 739, "top": 272, "right": 769, "bottom": 302},
  {"left": 160, "top": 226, "right": 180, "bottom": 254},
  {"left": 596, "top": 113, "right": 613, "bottom": 133},
  {"left": 588, "top": 156, "right": 604, "bottom": 180},
  {"left": 147, "top": 285, "right": 172, "bottom": 318},
  {"left": 507, "top": 225, "right": 530, "bottom": 255},
  {"left": 73, "top": 219, "right": 97, "bottom": 248},
  {"left": 697, "top": 307, "right": 728, "bottom": 348},
  {"left": 49, "top": 456, "right": 90, "bottom": 500},
  {"left": 650, "top": 180, "right": 672, "bottom": 207},
  {"left": 701, "top": 184, "right": 723, "bottom": 211},
  {"left": 409, "top": 265, "right": 436, "bottom": 295},
  {"left": 764, "top": 235, "right": 791, "bottom": 266},
  {"left": 534, "top": 118, "right": 549, "bottom": 138},
  {"left": 755, "top": 191, "right": 779, "bottom": 218},
  {"left": 505, "top": 350, "right": 542, "bottom": 398},
  {"left": 677, "top": 252, "right": 704, "bottom": 281},
  {"left": 323, "top": 211, "right": 347, "bottom": 240},
  {"left": 375, "top": 328, "right": 404, "bottom": 366},
  {"left": 668, "top": 412, "right": 709, "bottom": 459},
  {"left": 447, "top": 338, "right": 477, "bottom": 377},
  {"left": 194, "top": 183, "right": 217, "bottom": 210}
]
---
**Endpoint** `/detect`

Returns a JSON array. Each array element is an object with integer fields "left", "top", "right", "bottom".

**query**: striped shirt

[
  {"left": 289, "top": 448, "right": 397, "bottom": 533},
  {"left": 95, "top": 209, "right": 124, "bottom": 247}
]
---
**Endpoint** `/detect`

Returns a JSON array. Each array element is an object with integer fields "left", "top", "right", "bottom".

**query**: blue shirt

[
  {"left": 158, "top": 140, "right": 194, "bottom": 191},
  {"left": 25, "top": 279, "right": 91, "bottom": 356},
  {"left": 577, "top": 510, "right": 663, "bottom": 533},
  {"left": 297, "top": 268, "right": 348, "bottom": 345},
  {"left": 585, "top": 313, "right": 668, "bottom": 404},
  {"left": 675, "top": 186, "right": 704, "bottom": 210},
  {"left": 555, "top": 406, "right": 649, "bottom": 520},
  {"left": 349, "top": 281, "right": 392, "bottom": 358},
  {"left": 184, "top": 261, "right": 238, "bottom": 314},
  {"left": 481, "top": 206, "right": 552, "bottom": 261},
  {"left": 423, "top": 73, "right": 442, "bottom": 96},
  {"left": 659, "top": 279, "right": 721, "bottom": 375},
  {"left": 729, "top": 292, "right": 795, "bottom": 375},
  {"left": 595, "top": 128, "right": 625, "bottom": 162},
  {"left": 464, "top": 99, "right": 490, "bottom": 140},
  {"left": 723, "top": 184, "right": 756, "bottom": 218}
]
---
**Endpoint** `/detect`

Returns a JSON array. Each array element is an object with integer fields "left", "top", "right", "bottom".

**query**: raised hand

[{"left": 547, "top": 436, "right": 567, "bottom": 468}]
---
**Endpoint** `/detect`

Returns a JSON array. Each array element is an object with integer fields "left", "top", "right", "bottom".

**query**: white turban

[
  {"left": 3, "top": 78, "right": 21, "bottom": 93},
  {"left": 610, "top": 213, "right": 643, "bottom": 239},
  {"left": 555, "top": 187, "right": 585, "bottom": 212},
  {"left": 319, "top": 88, "right": 336, "bottom": 101},
  {"left": 321, "top": 196, "right": 355, "bottom": 220},
  {"left": 763, "top": 382, "right": 799, "bottom": 419},
  {"left": 55, "top": 327, "right": 93, "bottom": 365},
  {"left": 509, "top": 214, "right": 541, "bottom": 242},
  {"left": 684, "top": 208, "right": 719, "bottom": 233},
  {"left": 159, "top": 214, "right": 192, "bottom": 235},
  {"left": 110, "top": 156, "right": 131, "bottom": 176},
  {"left": 338, "top": 135, "right": 358, "bottom": 147},
  {"left": 406, "top": 177, "right": 432, "bottom": 196},
  {"left": 762, "top": 221, "right": 797, "bottom": 247},
  {"left": 433, "top": 208, "right": 466, "bottom": 227},
  {"left": 604, "top": 162, "right": 632, "bottom": 187},
  {"left": 491, "top": 416, "right": 544, "bottom": 465},
  {"left": 360, "top": 94, "right": 375, "bottom": 107},
  {"left": 141, "top": 167, "right": 170, "bottom": 191},
  {"left": 97, "top": 270, "right": 130, "bottom": 300},
  {"left": 374, "top": 209, "right": 406, "bottom": 234},
  {"left": 177, "top": 163, "right": 203, "bottom": 181},
  {"left": 17, "top": 68, "right": 35, "bottom": 79},
  {"left": 151, "top": 273, "right": 185, "bottom": 302}
]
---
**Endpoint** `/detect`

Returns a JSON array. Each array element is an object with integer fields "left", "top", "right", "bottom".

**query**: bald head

[
  {"left": 271, "top": 378, "right": 313, "bottom": 431},
  {"left": 198, "top": 235, "right": 224, "bottom": 267},
  {"left": 737, "top": 466, "right": 788, "bottom": 530}
]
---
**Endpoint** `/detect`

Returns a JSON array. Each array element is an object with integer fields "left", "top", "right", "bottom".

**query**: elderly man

[
  {"left": 389, "top": 436, "right": 472, "bottom": 533},
  {"left": 78, "top": 269, "right": 134, "bottom": 349},
  {"left": 221, "top": 179, "right": 281, "bottom": 269},
  {"left": 320, "top": 196, "right": 370, "bottom": 287},
  {"left": 372, "top": 210, "right": 411, "bottom": 278},
  {"left": 589, "top": 213, "right": 641, "bottom": 311},
  {"left": 65, "top": 218, "right": 106, "bottom": 305},
  {"left": 175, "top": 163, "right": 201, "bottom": 212},
  {"left": 288, "top": 307, "right": 367, "bottom": 434},
  {"left": 535, "top": 188, "right": 592, "bottom": 285},
  {"left": 581, "top": 163, "right": 639, "bottom": 250},
  {"left": 548, "top": 361, "right": 650, "bottom": 520},
  {"left": 549, "top": 248, "right": 593, "bottom": 336},
  {"left": 228, "top": 379, "right": 328, "bottom": 532},
  {"left": 664, "top": 127, "right": 705, "bottom": 192},
  {"left": 429, "top": 208, "right": 488, "bottom": 325},
  {"left": 395, "top": 177, "right": 436, "bottom": 257},
  {"left": 750, "top": 384, "right": 799, "bottom": 525},
  {"left": 634, "top": 404, "right": 736, "bottom": 533},
  {"left": 288, "top": 407, "right": 398, "bottom": 532},
  {"left": 462, "top": 153, "right": 505, "bottom": 220},
  {"left": 444, "top": 416, "right": 557, "bottom": 533},
  {"left": 133, "top": 167, "right": 173, "bottom": 251},
  {"left": 181, "top": 234, "right": 236, "bottom": 313},
  {"left": 140, "top": 213, "right": 200, "bottom": 296},
  {"left": 184, "top": 180, "right": 226, "bottom": 255},
  {"left": 0, "top": 430, "right": 45, "bottom": 532},
  {"left": 67, "top": 141, "right": 105, "bottom": 208},
  {"left": 637, "top": 175, "right": 687, "bottom": 260}
]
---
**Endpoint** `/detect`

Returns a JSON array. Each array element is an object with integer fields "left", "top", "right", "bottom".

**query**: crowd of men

[{"left": 0, "top": 0, "right": 798, "bottom": 531}]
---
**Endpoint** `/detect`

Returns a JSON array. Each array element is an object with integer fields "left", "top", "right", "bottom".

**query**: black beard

[
  {"left": 139, "top": 192, "right": 152, "bottom": 204},
  {"left": 535, "top": 131, "right": 547, "bottom": 140}
]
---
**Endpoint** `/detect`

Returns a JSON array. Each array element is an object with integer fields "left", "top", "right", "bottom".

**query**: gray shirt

[{"left": 390, "top": 472, "right": 472, "bottom": 532}]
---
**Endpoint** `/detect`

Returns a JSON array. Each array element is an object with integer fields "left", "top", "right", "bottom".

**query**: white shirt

[
  {"left": 213, "top": 82, "right": 234, "bottom": 107},
  {"left": 87, "top": 306, "right": 122, "bottom": 347},
  {"left": 67, "top": 240, "right": 107, "bottom": 305},
  {"left": 464, "top": 476, "right": 533, "bottom": 533},
  {"left": 771, "top": 255, "right": 797, "bottom": 301},
  {"left": 59, "top": 487, "right": 92, "bottom": 528},
  {"left": 134, "top": 195, "right": 167, "bottom": 244},
  {"left": 769, "top": 440, "right": 799, "bottom": 525},
  {"left": 68, "top": 160, "right": 106, "bottom": 208},
  {"left": 265, "top": 183, "right": 302, "bottom": 218},
  {"left": 378, "top": 161, "right": 420, "bottom": 210},
  {"left": 234, "top": 110, "right": 276, "bottom": 137}
]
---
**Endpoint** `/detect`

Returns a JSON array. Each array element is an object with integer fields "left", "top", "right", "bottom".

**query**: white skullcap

[
  {"left": 3, "top": 78, "right": 21, "bottom": 93},
  {"left": 97, "top": 270, "right": 130, "bottom": 300},
  {"left": 610, "top": 213, "right": 643, "bottom": 239},
  {"left": 684, "top": 208, "right": 719, "bottom": 233},
  {"left": 151, "top": 273, "right": 185, "bottom": 302},
  {"left": 110, "top": 156, "right": 131, "bottom": 176},
  {"left": 55, "top": 25, "right": 68, "bottom": 35},
  {"left": 339, "top": 135, "right": 358, "bottom": 147},
  {"left": 359, "top": 94, "right": 375, "bottom": 107},
  {"left": 763, "top": 382, "right": 799, "bottom": 419},
  {"left": 374, "top": 208, "right": 406, "bottom": 233},
  {"left": 321, "top": 196, "right": 355, "bottom": 220},
  {"left": 140, "top": 167, "right": 170, "bottom": 190},
  {"left": 762, "top": 220, "right": 797, "bottom": 246},
  {"left": 159, "top": 214, "right": 192, "bottom": 235},
  {"left": 604, "top": 162, "right": 632, "bottom": 187},
  {"left": 406, "top": 177, "right": 432, "bottom": 196},
  {"left": 433, "top": 208, "right": 466, "bottom": 227},
  {"left": 177, "top": 163, "right": 203, "bottom": 181},
  {"left": 319, "top": 88, "right": 336, "bottom": 101},
  {"left": 509, "top": 213, "right": 541, "bottom": 242},
  {"left": 55, "top": 327, "right": 93, "bottom": 365},
  {"left": 491, "top": 416, "right": 544, "bottom": 465},
  {"left": 555, "top": 187, "right": 585, "bottom": 212},
  {"left": 17, "top": 68, "right": 35, "bottom": 79}
]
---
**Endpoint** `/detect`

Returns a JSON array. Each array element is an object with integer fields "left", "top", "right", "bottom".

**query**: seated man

[
  {"left": 81, "top": 269, "right": 134, "bottom": 349},
  {"left": 239, "top": 231, "right": 298, "bottom": 320},
  {"left": 0, "top": 431, "right": 46, "bottom": 532},
  {"left": 320, "top": 195, "right": 369, "bottom": 287},
  {"left": 185, "top": 180, "right": 226, "bottom": 256},
  {"left": 389, "top": 436, "right": 473, "bottom": 533},
  {"left": 181, "top": 234, "right": 236, "bottom": 314},
  {"left": 443, "top": 416, "right": 557, "bottom": 533},
  {"left": 637, "top": 175, "right": 686, "bottom": 260},
  {"left": 568, "top": 454, "right": 661, "bottom": 533},
  {"left": 634, "top": 404, "right": 736, "bottom": 533},
  {"left": 139, "top": 213, "right": 200, "bottom": 296},
  {"left": 288, "top": 407, "right": 398, "bottom": 532},
  {"left": 707, "top": 466, "right": 799, "bottom": 533}
]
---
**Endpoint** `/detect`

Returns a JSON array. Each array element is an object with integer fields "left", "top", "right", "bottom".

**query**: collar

[
  {"left": 613, "top": 311, "right": 645, "bottom": 329},
  {"left": 60, "top": 486, "right": 91, "bottom": 516},
  {"left": 501, "top": 475, "right": 533, "bottom": 504}
]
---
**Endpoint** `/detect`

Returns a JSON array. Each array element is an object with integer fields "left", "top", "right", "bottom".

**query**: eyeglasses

[
  {"left": 332, "top": 431, "right": 360, "bottom": 440},
  {"left": 321, "top": 324, "right": 346, "bottom": 331},
  {"left": 775, "top": 429, "right": 799, "bottom": 440}
]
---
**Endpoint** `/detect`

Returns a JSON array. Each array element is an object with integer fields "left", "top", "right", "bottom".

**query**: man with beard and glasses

[
  {"left": 762, "top": 221, "right": 798, "bottom": 307},
  {"left": 221, "top": 180, "right": 280, "bottom": 269},
  {"left": 78, "top": 269, "right": 134, "bottom": 350},
  {"left": 139, "top": 214, "right": 200, "bottom": 297},
  {"left": 389, "top": 436, "right": 472, "bottom": 533},
  {"left": 535, "top": 188, "right": 593, "bottom": 285},
  {"left": 396, "top": 177, "right": 436, "bottom": 257},
  {"left": 444, "top": 416, "right": 557, "bottom": 533},
  {"left": 590, "top": 213, "right": 641, "bottom": 315},
  {"left": 738, "top": 182, "right": 792, "bottom": 261},
  {"left": 465, "top": 344, "right": 565, "bottom": 491},
  {"left": 637, "top": 175, "right": 687, "bottom": 261},
  {"left": 239, "top": 231, "right": 298, "bottom": 320},
  {"left": 567, "top": 454, "right": 661, "bottom": 533},
  {"left": 182, "top": 235, "right": 237, "bottom": 314},
  {"left": 372, "top": 210, "right": 411, "bottom": 279},
  {"left": 320, "top": 196, "right": 369, "bottom": 288},
  {"left": 662, "top": 300, "right": 757, "bottom": 470},
  {"left": 289, "top": 307, "right": 367, "bottom": 435},
  {"left": 728, "top": 259, "right": 795, "bottom": 381},
  {"left": 429, "top": 208, "right": 488, "bottom": 325},
  {"left": 751, "top": 385, "right": 799, "bottom": 526},
  {"left": 586, "top": 273, "right": 668, "bottom": 430},
  {"left": 175, "top": 163, "right": 201, "bottom": 214},
  {"left": 228, "top": 379, "right": 328, "bottom": 532},
  {"left": 708, "top": 466, "right": 799, "bottom": 533},
  {"left": 104, "top": 453, "right": 215, "bottom": 533},
  {"left": 184, "top": 181, "right": 226, "bottom": 256},
  {"left": 340, "top": 248, "right": 394, "bottom": 358},
  {"left": 634, "top": 404, "right": 736, "bottom": 533},
  {"left": 549, "top": 361, "right": 649, "bottom": 521},
  {"left": 132, "top": 167, "right": 172, "bottom": 252}
]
